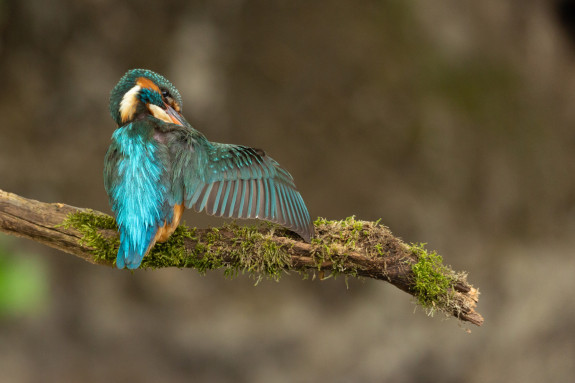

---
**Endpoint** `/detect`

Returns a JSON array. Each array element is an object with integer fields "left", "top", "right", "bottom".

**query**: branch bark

[{"left": 0, "top": 188, "right": 483, "bottom": 326}]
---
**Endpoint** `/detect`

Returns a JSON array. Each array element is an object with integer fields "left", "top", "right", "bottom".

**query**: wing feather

[
  {"left": 220, "top": 180, "right": 233, "bottom": 216},
  {"left": 179, "top": 141, "right": 313, "bottom": 241}
]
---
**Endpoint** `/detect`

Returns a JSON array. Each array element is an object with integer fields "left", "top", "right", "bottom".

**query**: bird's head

[{"left": 109, "top": 69, "right": 185, "bottom": 126}]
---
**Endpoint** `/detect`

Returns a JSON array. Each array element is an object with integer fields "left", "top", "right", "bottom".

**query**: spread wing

[{"left": 174, "top": 137, "right": 314, "bottom": 241}]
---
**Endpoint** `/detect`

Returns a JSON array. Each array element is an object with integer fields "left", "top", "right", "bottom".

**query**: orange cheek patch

[{"left": 136, "top": 77, "right": 160, "bottom": 92}]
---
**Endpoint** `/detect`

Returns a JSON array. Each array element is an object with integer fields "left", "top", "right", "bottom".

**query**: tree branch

[{"left": 0, "top": 188, "right": 483, "bottom": 327}]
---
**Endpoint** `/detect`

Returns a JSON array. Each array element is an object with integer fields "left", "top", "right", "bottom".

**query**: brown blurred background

[{"left": 1, "top": 0, "right": 575, "bottom": 382}]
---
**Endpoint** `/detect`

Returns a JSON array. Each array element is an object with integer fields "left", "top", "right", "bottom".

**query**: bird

[{"left": 104, "top": 69, "right": 314, "bottom": 269}]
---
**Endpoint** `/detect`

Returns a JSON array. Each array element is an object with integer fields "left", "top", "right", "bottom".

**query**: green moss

[
  {"left": 60, "top": 211, "right": 294, "bottom": 280},
  {"left": 222, "top": 223, "right": 292, "bottom": 283},
  {"left": 409, "top": 243, "right": 454, "bottom": 314},
  {"left": 313, "top": 217, "right": 333, "bottom": 226},
  {"left": 142, "top": 225, "right": 196, "bottom": 269},
  {"left": 62, "top": 212, "right": 453, "bottom": 298},
  {"left": 61, "top": 210, "right": 118, "bottom": 231},
  {"left": 59, "top": 210, "right": 119, "bottom": 263},
  {"left": 58, "top": 212, "right": 476, "bottom": 323},
  {"left": 309, "top": 216, "right": 377, "bottom": 279}
]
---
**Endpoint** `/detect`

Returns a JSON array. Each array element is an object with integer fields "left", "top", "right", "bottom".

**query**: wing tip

[{"left": 296, "top": 223, "right": 315, "bottom": 243}]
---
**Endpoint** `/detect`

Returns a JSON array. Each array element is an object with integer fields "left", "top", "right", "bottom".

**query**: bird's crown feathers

[{"left": 109, "top": 69, "right": 183, "bottom": 126}]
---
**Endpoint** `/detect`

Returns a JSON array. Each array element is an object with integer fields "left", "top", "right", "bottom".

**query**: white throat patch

[{"left": 119, "top": 85, "right": 141, "bottom": 123}]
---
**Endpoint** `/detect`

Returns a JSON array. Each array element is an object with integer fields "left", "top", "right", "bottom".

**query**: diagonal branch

[{"left": 0, "top": 188, "right": 483, "bottom": 327}]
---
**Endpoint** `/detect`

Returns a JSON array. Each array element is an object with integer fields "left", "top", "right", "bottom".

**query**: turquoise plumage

[{"left": 104, "top": 69, "right": 314, "bottom": 269}]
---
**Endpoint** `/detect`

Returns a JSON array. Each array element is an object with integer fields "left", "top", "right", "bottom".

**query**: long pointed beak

[{"left": 165, "top": 103, "right": 186, "bottom": 126}]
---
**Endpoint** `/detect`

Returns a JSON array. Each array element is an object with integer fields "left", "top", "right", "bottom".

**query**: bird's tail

[{"left": 116, "top": 227, "right": 156, "bottom": 269}]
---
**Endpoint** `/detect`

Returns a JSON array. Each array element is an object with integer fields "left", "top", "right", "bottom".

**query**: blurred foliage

[{"left": 0, "top": 235, "right": 48, "bottom": 318}]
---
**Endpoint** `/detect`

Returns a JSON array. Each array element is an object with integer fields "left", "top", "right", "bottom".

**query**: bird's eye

[{"left": 161, "top": 90, "right": 170, "bottom": 98}]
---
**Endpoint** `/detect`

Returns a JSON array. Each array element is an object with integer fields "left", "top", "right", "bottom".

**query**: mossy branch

[{"left": 0, "top": 189, "right": 483, "bottom": 326}]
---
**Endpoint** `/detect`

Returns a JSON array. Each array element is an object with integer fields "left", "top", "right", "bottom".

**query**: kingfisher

[{"left": 104, "top": 69, "right": 314, "bottom": 269}]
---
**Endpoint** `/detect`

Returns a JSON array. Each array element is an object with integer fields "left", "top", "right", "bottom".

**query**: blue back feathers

[{"left": 104, "top": 122, "right": 171, "bottom": 269}]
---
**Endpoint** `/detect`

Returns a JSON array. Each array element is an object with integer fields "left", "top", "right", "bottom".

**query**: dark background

[{"left": 1, "top": 1, "right": 575, "bottom": 382}]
